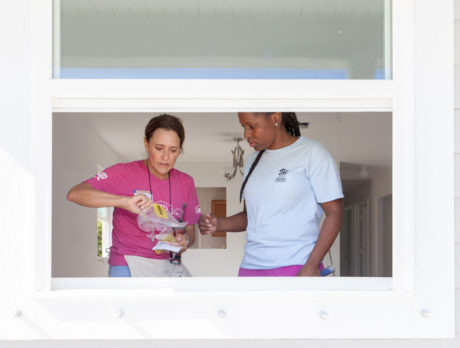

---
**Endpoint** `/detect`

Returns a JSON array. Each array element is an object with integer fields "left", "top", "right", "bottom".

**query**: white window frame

[
  {"left": 96, "top": 165, "right": 113, "bottom": 260},
  {"left": 97, "top": 206, "right": 112, "bottom": 259},
  {"left": 16, "top": 0, "right": 454, "bottom": 340}
]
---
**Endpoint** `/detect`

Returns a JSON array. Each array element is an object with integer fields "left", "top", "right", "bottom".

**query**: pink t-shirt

[{"left": 86, "top": 160, "right": 201, "bottom": 266}]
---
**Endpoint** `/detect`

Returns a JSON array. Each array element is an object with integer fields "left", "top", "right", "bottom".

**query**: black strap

[
  {"left": 239, "top": 150, "right": 265, "bottom": 202},
  {"left": 145, "top": 160, "right": 171, "bottom": 210}
]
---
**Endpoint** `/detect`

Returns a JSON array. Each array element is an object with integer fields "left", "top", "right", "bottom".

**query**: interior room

[{"left": 52, "top": 112, "right": 392, "bottom": 277}]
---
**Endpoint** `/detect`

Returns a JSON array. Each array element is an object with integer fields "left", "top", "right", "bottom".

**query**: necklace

[{"left": 145, "top": 160, "right": 171, "bottom": 212}]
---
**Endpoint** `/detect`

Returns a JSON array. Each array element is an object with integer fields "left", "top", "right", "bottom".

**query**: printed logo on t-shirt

[
  {"left": 275, "top": 168, "right": 288, "bottom": 183},
  {"left": 95, "top": 171, "right": 108, "bottom": 181}
]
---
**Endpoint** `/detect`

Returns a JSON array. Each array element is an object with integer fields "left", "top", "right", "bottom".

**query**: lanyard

[{"left": 145, "top": 160, "right": 171, "bottom": 212}]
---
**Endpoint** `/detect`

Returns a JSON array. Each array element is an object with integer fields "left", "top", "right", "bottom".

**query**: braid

[
  {"left": 281, "top": 112, "right": 301, "bottom": 136},
  {"left": 239, "top": 150, "right": 265, "bottom": 202},
  {"left": 263, "top": 112, "right": 300, "bottom": 136}
]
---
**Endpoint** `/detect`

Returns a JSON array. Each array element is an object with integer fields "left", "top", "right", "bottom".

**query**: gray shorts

[{"left": 124, "top": 255, "right": 192, "bottom": 277}]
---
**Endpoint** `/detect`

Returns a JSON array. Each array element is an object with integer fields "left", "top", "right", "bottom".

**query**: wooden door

[{"left": 211, "top": 200, "right": 226, "bottom": 237}]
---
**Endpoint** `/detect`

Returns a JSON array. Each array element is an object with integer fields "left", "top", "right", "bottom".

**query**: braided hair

[
  {"left": 275, "top": 112, "right": 301, "bottom": 137},
  {"left": 239, "top": 112, "right": 301, "bottom": 202}
]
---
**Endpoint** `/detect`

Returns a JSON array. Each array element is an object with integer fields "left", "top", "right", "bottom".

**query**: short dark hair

[{"left": 144, "top": 114, "right": 185, "bottom": 148}]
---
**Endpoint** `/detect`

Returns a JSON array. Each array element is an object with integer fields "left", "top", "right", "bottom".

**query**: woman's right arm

[
  {"left": 66, "top": 182, "right": 152, "bottom": 214},
  {"left": 198, "top": 210, "right": 247, "bottom": 235}
]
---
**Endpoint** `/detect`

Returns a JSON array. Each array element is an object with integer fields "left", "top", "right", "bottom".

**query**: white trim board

[{"left": 0, "top": 0, "right": 454, "bottom": 340}]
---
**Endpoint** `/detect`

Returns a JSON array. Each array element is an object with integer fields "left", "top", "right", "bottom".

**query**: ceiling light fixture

[{"left": 224, "top": 138, "right": 245, "bottom": 181}]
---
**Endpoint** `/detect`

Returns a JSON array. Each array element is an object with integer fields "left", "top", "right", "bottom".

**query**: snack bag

[
  {"left": 153, "top": 232, "right": 177, "bottom": 255},
  {"left": 137, "top": 203, "right": 187, "bottom": 254}
]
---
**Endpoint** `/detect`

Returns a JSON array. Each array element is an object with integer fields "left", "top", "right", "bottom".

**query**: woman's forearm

[
  {"left": 305, "top": 199, "right": 344, "bottom": 268},
  {"left": 216, "top": 210, "right": 248, "bottom": 232},
  {"left": 66, "top": 182, "right": 127, "bottom": 209}
]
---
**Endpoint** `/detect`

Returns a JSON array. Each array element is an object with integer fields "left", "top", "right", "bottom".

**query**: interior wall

[
  {"left": 343, "top": 181, "right": 371, "bottom": 276},
  {"left": 175, "top": 161, "right": 246, "bottom": 276},
  {"left": 381, "top": 194, "right": 392, "bottom": 277},
  {"left": 369, "top": 166, "right": 392, "bottom": 276},
  {"left": 52, "top": 116, "right": 125, "bottom": 277},
  {"left": 341, "top": 165, "right": 392, "bottom": 277}
]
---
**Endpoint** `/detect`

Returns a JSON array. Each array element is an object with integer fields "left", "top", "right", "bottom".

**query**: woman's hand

[
  {"left": 121, "top": 194, "right": 153, "bottom": 215},
  {"left": 297, "top": 263, "right": 321, "bottom": 277},
  {"left": 170, "top": 232, "right": 188, "bottom": 253},
  {"left": 198, "top": 214, "right": 217, "bottom": 235},
  {"left": 297, "top": 198, "right": 344, "bottom": 277}
]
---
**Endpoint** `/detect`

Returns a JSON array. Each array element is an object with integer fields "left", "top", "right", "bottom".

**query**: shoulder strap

[{"left": 239, "top": 150, "right": 265, "bottom": 202}]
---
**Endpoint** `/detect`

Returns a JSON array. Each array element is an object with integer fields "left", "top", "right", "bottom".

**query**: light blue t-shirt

[{"left": 241, "top": 136, "right": 344, "bottom": 269}]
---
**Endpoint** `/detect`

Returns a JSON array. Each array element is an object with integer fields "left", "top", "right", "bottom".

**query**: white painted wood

[
  {"left": 30, "top": 0, "right": 53, "bottom": 293},
  {"left": 456, "top": 154, "right": 460, "bottom": 198},
  {"left": 455, "top": 286, "right": 460, "bottom": 334},
  {"left": 52, "top": 0, "right": 60, "bottom": 78},
  {"left": 50, "top": 79, "right": 393, "bottom": 113},
  {"left": 384, "top": 0, "right": 392, "bottom": 80},
  {"left": 457, "top": 287, "right": 460, "bottom": 334},
  {"left": 9, "top": 288, "right": 452, "bottom": 339},
  {"left": 0, "top": 0, "right": 456, "bottom": 342},
  {"left": 455, "top": 66, "right": 460, "bottom": 108},
  {"left": 3, "top": 339, "right": 460, "bottom": 348},
  {"left": 456, "top": 199, "right": 460, "bottom": 243},
  {"left": 411, "top": 0, "right": 455, "bottom": 338},
  {"left": 456, "top": 243, "right": 460, "bottom": 288},
  {"left": 52, "top": 277, "right": 392, "bottom": 291},
  {"left": 3, "top": 337, "right": 460, "bottom": 348},
  {"left": 391, "top": 0, "right": 415, "bottom": 294},
  {"left": 456, "top": 22, "right": 460, "bottom": 65},
  {"left": 455, "top": 110, "right": 460, "bottom": 153}
]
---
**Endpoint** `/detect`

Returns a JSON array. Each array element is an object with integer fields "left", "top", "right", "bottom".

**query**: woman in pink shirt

[{"left": 67, "top": 114, "right": 201, "bottom": 277}]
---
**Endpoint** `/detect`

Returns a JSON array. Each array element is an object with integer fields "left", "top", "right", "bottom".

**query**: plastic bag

[{"left": 137, "top": 203, "right": 187, "bottom": 254}]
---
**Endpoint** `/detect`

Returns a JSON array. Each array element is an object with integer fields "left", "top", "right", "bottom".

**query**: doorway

[{"left": 340, "top": 200, "right": 370, "bottom": 276}]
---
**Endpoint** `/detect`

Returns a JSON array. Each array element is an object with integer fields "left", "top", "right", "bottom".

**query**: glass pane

[
  {"left": 53, "top": 111, "right": 392, "bottom": 277},
  {"left": 54, "top": 0, "right": 391, "bottom": 79},
  {"left": 97, "top": 207, "right": 107, "bottom": 219}
]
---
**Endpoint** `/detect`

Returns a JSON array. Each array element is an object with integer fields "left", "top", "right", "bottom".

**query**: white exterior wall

[
  {"left": 453, "top": 1, "right": 460, "bottom": 345},
  {"left": 0, "top": 1, "right": 458, "bottom": 347}
]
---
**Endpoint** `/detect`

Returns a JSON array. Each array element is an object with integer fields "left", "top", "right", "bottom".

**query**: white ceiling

[{"left": 54, "top": 112, "right": 392, "bottom": 171}]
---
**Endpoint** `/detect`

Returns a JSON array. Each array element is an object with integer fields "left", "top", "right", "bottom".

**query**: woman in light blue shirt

[{"left": 199, "top": 112, "right": 344, "bottom": 277}]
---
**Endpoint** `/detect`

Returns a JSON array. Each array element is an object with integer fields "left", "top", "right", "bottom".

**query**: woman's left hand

[
  {"left": 170, "top": 232, "right": 188, "bottom": 253},
  {"left": 297, "top": 264, "right": 321, "bottom": 277}
]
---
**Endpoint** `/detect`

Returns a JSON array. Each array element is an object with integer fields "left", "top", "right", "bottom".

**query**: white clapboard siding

[{"left": 0, "top": 0, "right": 459, "bottom": 347}]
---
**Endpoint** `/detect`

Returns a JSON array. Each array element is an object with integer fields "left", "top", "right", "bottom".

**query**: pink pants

[{"left": 238, "top": 265, "right": 304, "bottom": 277}]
